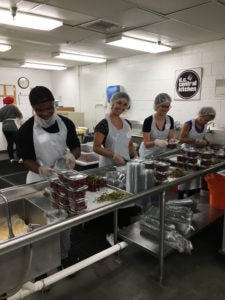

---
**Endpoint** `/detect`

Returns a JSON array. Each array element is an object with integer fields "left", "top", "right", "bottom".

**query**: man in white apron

[{"left": 18, "top": 86, "right": 81, "bottom": 267}]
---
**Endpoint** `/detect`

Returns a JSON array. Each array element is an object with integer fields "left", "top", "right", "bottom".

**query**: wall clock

[{"left": 18, "top": 77, "right": 29, "bottom": 89}]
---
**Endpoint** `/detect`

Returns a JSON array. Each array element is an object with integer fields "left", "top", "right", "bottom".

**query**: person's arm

[
  {"left": 61, "top": 116, "right": 81, "bottom": 159},
  {"left": 143, "top": 131, "right": 156, "bottom": 148},
  {"left": 93, "top": 131, "right": 114, "bottom": 159},
  {"left": 142, "top": 117, "right": 156, "bottom": 148},
  {"left": 168, "top": 116, "right": 175, "bottom": 139},
  {"left": 23, "top": 160, "right": 41, "bottom": 174},
  {"left": 129, "top": 140, "right": 138, "bottom": 158},
  {"left": 179, "top": 123, "right": 194, "bottom": 144}
]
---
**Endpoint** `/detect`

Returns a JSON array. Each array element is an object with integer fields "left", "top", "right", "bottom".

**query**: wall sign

[{"left": 174, "top": 68, "right": 202, "bottom": 100}]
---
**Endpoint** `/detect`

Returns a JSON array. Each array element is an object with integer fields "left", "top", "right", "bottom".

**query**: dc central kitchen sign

[{"left": 174, "top": 68, "right": 202, "bottom": 100}]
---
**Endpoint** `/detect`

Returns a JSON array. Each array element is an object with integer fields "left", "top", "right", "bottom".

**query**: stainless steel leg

[
  {"left": 159, "top": 190, "right": 166, "bottom": 283},
  {"left": 113, "top": 209, "right": 118, "bottom": 244}
]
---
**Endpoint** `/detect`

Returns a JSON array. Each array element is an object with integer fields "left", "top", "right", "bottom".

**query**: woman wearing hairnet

[
  {"left": 0, "top": 96, "right": 23, "bottom": 163},
  {"left": 178, "top": 106, "right": 216, "bottom": 198},
  {"left": 179, "top": 106, "right": 216, "bottom": 147},
  {"left": 93, "top": 92, "right": 139, "bottom": 245},
  {"left": 93, "top": 92, "right": 138, "bottom": 167},
  {"left": 139, "top": 93, "right": 175, "bottom": 158}
]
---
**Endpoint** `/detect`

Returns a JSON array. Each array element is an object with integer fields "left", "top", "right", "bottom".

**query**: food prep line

[
  {"left": 0, "top": 158, "right": 224, "bottom": 294},
  {"left": 83, "top": 159, "right": 225, "bottom": 282}
]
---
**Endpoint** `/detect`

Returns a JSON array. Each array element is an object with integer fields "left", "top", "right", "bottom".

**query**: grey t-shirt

[{"left": 0, "top": 104, "right": 23, "bottom": 131}]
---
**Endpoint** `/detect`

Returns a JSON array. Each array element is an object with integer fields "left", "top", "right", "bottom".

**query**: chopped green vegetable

[{"left": 95, "top": 190, "right": 128, "bottom": 203}]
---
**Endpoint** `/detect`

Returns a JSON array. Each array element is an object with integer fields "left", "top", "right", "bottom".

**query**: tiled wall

[{"left": 79, "top": 39, "right": 225, "bottom": 134}]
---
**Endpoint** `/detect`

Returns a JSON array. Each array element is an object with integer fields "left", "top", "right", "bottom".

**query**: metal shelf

[{"left": 119, "top": 203, "right": 224, "bottom": 258}]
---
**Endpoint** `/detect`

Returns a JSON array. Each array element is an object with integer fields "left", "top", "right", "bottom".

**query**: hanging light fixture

[
  {"left": 106, "top": 36, "right": 172, "bottom": 53},
  {"left": 21, "top": 62, "right": 67, "bottom": 71},
  {"left": 0, "top": 7, "right": 63, "bottom": 31},
  {"left": 53, "top": 51, "right": 106, "bottom": 63}
]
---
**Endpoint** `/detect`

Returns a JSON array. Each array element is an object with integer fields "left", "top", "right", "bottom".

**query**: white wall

[
  {"left": 79, "top": 39, "right": 225, "bottom": 131},
  {"left": 2, "top": 38, "right": 225, "bottom": 150},
  {"left": 0, "top": 67, "right": 54, "bottom": 150}
]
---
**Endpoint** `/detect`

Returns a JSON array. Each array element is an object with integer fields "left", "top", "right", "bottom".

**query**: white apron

[
  {"left": 139, "top": 115, "right": 171, "bottom": 159},
  {"left": 26, "top": 115, "right": 67, "bottom": 183},
  {"left": 179, "top": 119, "right": 206, "bottom": 191},
  {"left": 99, "top": 117, "right": 132, "bottom": 167}
]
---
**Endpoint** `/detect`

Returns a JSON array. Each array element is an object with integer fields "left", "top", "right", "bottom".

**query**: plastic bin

[{"left": 204, "top": 173, "right": 225, "bottom": 209}]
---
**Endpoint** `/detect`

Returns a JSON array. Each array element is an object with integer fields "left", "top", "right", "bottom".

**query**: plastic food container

[
  {"left": 87, "top": 175, "right": 107, "bottom": 191},
  {"left": 57, "top": 170, "right": 76, "bottom": 184},
  {"left": 67, "top": 185, "right": 88, "bottom": 201},
  {"left": 186, "top": 157, "right": 198, "bottom": 165},
  {"left": 154, "top": 161, "right": 170, "bottom": 172},
  {"left": 200, "top": 159, "right": 211, "bottom": 168},
  {"left": 167, "top": 139, "right": 179, "bottom": 149},
  {"left": 201, "top": 149, "right": 214, "bottom": 159},
  {"left": 69, "top": 198, "right": 87, "bottom": 212},
  {"left": 50, "top": 180, "right": 67, "bottom": 196},
  {"left": 65, "top": 173, "right": 88, "bottom": 189},
  {"left": 177, "top": 155, "right": 186, "bottom": 163},
  {"left": 144, "top": 159, "right": 154, "bottom": 169},
  {"left": 186, "top": 147, "right": 199, "bottom": 158},
  {"left": 155, "top": 171, "right": 168, "bottom": 182}
]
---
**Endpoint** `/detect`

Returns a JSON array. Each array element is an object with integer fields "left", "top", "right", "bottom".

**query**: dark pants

[{"left": 3, "top": 130, "right": 19, "bottom": 160}]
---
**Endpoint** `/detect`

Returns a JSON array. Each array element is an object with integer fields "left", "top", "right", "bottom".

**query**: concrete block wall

[{"left": 79, "top": 39, "right": 225, "bottom": 132}]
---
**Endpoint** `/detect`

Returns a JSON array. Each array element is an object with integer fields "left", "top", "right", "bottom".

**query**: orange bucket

[{"left": 204, "top": 173, "right": 225, "bottom": 210}]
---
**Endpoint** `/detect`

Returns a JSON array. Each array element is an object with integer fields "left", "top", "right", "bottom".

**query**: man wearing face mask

[
  {"left": 18, "top": 86, "right": 81, "bottom": 183},
  {"left": 18, "top": 86, "right": 81, "bottom": 268}
]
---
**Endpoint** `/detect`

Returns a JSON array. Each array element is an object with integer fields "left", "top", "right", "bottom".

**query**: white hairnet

[
  {"left": 154, "top": 93, "right": 172, "bottom": 110},
  {"left": 198, "top": 106, "right": 216, "bottom": 118},
  {"left": 110, "top": 92, "right": 130, "bottom": 108}
]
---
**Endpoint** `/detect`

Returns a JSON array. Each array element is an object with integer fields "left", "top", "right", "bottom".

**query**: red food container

[
  {"left": 155, "top": 171, "right": 168, "bottom": 182},
  {"left": 154, "top": 161, "right": 170, "bottom": 172},
  {"left": 65, "top": 173, "right": 88, "bottom": 189},
  {"left": 144, "top": 159, "right": 154, "bottom": 169},
  {"left": 67, "top": 185, "right": 88, "bottom": 201},
  {"left": 69, "top": 198, "right": 87, "bottom": 212},
  {"left": 177, "top": 155, "right": 186, "bottom": 163}
]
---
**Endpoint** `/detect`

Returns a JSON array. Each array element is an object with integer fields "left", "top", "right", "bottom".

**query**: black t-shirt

[
  {"left": 18, "top": 115, "right": 80, "bottom": 161},
  {"left": 142, "top": 115, "right": 174, "bottom": 132}
]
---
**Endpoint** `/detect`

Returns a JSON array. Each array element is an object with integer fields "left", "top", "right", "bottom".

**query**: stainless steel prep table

[{"left": 0, "top": 159, "right": 224, "bottom": 293}]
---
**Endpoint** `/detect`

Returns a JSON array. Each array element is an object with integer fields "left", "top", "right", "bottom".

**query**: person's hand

[
  {"left": 113, "top": 153, "right": 126, "bottom": 165},
  {"left": 154, "top": 139, "right": 168, "bottom": 147},
  {"left": 61, "top": 152, "right": 76, "bottom": 169},
  {"left": 38, "top": 166, "right": 54, "bottom": 178},
  {"left": 195, "top": 139, "right": 207, "bottom": 145}
]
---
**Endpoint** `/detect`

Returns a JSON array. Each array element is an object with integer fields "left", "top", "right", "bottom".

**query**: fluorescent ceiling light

[
  {"left": 0, "top": 44, "right": 11, "bottom": 52},
  {"left": 0, "top": 8, "right": 62, "bottom": 31},
  {"left": 21, "top": 62, "right": 67, "bottom": 71},
  {"left": 106, "top": 36, "right": 171, "bottom": 53},
  {"left": 53, "top": 52, "right": 106, "bottom": 63}
]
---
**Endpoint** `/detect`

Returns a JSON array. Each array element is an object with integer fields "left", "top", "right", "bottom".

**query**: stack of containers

[{"left": 49, "top": 170, "right": 88, "bottom": 215}]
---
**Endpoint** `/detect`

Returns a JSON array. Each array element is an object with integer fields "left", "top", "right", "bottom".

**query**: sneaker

[
  {"left": 18, "top": 158, "right": 23, "bottom": 164},
  {"left": 10, "top": 159, "right": 16, "bottom": 164},
  {"left": 106, "top": 233, "right": 114, "bottom": 246}
]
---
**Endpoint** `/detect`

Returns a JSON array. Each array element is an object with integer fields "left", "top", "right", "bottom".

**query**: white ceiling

[{"left": 0, "top": 0, "right": 225, "bottom": 68}]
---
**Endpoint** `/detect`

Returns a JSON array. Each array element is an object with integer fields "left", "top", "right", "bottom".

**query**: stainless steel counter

[{"left": 0, "top": 159, "right": 225, "bottom": 291}]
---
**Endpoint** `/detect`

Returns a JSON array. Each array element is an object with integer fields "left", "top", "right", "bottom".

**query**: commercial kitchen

[{"left": 0, "top": 1, "right": 225, "bottom": 299}]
